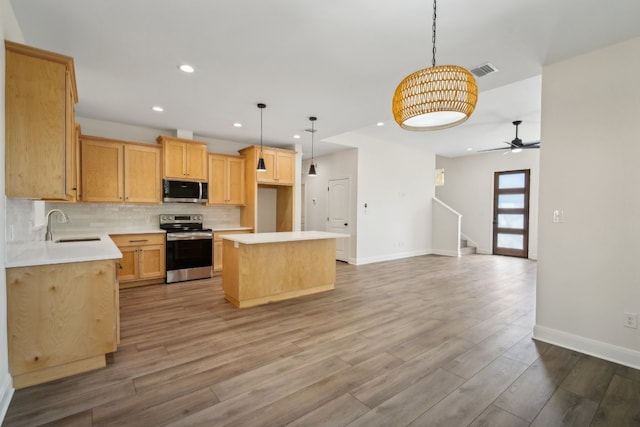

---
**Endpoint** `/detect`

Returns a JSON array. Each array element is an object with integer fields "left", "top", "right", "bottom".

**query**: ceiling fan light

[
  {"left": 392, "top": 65, "right": 478, "bottom": 131},
  {"left": 511, "top": 148, "right": 523, "bottom": 153}
]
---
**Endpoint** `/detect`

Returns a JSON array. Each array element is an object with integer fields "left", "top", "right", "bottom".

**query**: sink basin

[{"left": 55, "top": 237, "right": 101, "bottom": 243}]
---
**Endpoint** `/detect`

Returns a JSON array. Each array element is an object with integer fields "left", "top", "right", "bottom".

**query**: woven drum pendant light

[
  {"left": 307, "top": 116, "right": 317, "bottom": 176},
  {"left": 256, "top": 103, "right": 266, "bottom": 171},
  {"left": 392, "top": 0, "right": 477, "bottom": 131}
]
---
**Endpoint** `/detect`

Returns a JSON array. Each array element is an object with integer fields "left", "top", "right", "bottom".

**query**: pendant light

[
  {"left": 307, "top": 116, "right": 317, "bottom": 176},
  {"left": 392, "top": 0, "right": 477, "bottom": 131},
  {"left": 256, "top": 103, "right": 267, "bottom": 171}
]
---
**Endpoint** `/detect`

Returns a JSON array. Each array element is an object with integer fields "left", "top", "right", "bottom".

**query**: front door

[
  {"left": 492, "top": 169, "right": 530, "bottom": 258},
  {"left": 328, "top": 178, "right": 350, "bottom": 262}
]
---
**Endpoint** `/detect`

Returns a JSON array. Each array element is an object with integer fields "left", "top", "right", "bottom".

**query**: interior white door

[{"left": 328, "top": 177, "right": 350, "bottom": 262}]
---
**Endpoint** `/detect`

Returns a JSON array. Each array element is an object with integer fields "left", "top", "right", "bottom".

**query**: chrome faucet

[{"left": 45, "top": 209, "right": 69, "bottom": 241}]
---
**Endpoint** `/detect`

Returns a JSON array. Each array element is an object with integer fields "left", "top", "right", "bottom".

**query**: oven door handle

[{"left": 166, "top": 233, "right": 213, "bottom": 241}]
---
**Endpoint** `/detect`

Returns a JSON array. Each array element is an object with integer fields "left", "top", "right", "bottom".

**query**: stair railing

[{"left": 432, "top": 197, "right": 462, "bottom": 256}]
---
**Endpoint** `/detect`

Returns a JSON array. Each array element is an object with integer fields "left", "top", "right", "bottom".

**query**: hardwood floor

[{"left": 4, "top": 254, "right": 640, "bottom": 426}]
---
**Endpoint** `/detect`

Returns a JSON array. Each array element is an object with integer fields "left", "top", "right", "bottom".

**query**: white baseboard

[
  {"left": 533, "top": 324, "right": 640, "bottom": 370},
  {"left": 431, "top": 249, "right": 459, "bottom": 257},
  {"left": 355, "top": 249, "right": 430, "bottom": 265},
  {"left": 0, "top": 373, "right": 13, "bottom": 424}
]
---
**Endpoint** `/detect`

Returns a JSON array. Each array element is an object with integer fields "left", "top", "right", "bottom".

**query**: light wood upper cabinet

[
  {"left": 5, "top": 41, "right": 79, "bottom": 200},
  {"left": 124, "top": 144, "right": 163, "bottom": 203},
  {"left": 81, "top": 135, "right": 161, "bottom": 203},
  {"left": 256, "top": 148, "right": 295, "bottom": 185},
  {"left": 208, "top": 154, "right": 246, "bottom": 205},
  {"left": 81, "top": 138, "right": 123, "bottom": 202},
  {"left": 157, "top": 136, "right": 208, "bottom": 181}
]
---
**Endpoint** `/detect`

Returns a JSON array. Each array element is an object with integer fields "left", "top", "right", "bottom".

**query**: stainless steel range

[{"left": 160, "top": 214, "right": 213, "bottom": 284}]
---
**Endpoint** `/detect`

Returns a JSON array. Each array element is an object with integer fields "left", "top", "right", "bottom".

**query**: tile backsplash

[{"left": 5, "top": 198, "right": 241, "bottom": 242}]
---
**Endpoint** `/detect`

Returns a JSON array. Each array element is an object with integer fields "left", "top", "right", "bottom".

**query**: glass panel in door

[{"left": 493, "top": 170, "right": 530, "bottom": 258}]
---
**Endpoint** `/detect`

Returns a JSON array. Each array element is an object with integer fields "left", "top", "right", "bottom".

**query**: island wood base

[{"left": 222, "top": 237, "right": 336, "bottom": 308}]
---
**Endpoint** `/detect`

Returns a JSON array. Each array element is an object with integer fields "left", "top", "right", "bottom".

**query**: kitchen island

[
  {"left": 221, "top": 231, "right": 347, "bottom": 308},
  {"left": 6, "top": 236, "right": 122, "bottom": 388}
]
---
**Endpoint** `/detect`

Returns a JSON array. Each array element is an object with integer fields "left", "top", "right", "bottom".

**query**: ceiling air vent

[{"left": 470, "top": 63, "right": 498, "bottom": 78}]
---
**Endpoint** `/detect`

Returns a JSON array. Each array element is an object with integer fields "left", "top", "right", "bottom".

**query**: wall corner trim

[{"left": 0, "top": 373, "right": 14, "bottom": 424}]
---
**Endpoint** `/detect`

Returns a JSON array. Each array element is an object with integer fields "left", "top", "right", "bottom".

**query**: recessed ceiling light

[
  {"left": 377, "top": 122, "right": 384, "bottom": 126},
  {"left": 293, "top": 134, "right": 301, "bottom": 139},
  {"left": 179, "top": 64, "right": 195, "bottom": 73},
  {"left": 152, "top": 106, "right": 164, "bottom": 112},
  {"left": 467, "top": 147, "right": 473, "bottom": 151},
  {"left": 233, "top": 122, "right": 242, "bottom": 128}
]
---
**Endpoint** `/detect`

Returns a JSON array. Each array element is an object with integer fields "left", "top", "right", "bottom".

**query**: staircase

[{"left": 460, "top": 239, "right": 477, "bottom": 256}]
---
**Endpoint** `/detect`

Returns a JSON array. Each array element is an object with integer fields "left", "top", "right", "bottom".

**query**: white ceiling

[{"left": 10, "top": 0, "right": 640, "bottom": 158}]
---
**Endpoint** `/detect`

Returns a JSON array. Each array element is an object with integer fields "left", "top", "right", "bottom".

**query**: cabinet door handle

[
  {"left": 117, "top": 262, "right": 123, "bottom": 269},
  {"left": 129, "top": 239, "right": 148, "bottom": 243}
]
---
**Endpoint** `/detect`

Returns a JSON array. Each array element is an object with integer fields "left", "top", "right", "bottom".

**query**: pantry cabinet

[
  {"left": 239, "top": 145, "right": 295, "bottom": 232},
  {"left": 7, "top": 259, "right": 118, "bottom": 389},
  {"left": 5, "top": 41, "right": 79, "bottom": 200},
  {"left": 208, "top": 153, "right": 246, "bottom": 205},
  {"left": 110, "top": 233, "right": 166, "bottom": 288},
  {"left": 157, "top": 136, "right": 208, "bottom": 181},
  {"left": 81, "top": 135, "right": 161, "bottom": 203}
]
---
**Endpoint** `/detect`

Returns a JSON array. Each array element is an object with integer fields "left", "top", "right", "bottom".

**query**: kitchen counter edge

[
  {"left": 6, "top": 234, "right": 123, "bottom": 268},
  {"left": 220, "top": 231, "right": 348, "bottom": 245}
]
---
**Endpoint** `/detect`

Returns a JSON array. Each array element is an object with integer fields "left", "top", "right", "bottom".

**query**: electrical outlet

[{"left": 623, "top": 312, "right": 637, "bottom": 329}]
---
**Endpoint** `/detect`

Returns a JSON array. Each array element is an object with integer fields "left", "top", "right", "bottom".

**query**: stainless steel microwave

[{"left": 163, "top": 179, "right": 208, "bottom": 203}]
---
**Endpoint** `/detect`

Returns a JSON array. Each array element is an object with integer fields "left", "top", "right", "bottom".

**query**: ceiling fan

[{"left": 479, "top": 120, "right": 540, "bottom": 153}]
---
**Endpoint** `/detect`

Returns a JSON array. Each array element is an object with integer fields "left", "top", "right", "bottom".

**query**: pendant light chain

[
  {"left": 392, "top": 0, "right": 477, "bottom": 131},
  {"left": 256, "top": 103, "right": 267, "bottom": 171},
  {"left": 308, "top": 116, "right": 318, "bottom": 176},
  {"left": 260, "top": 105, "right": 263, "bottom": 153},
  {"left": 432, "top": 0, "right": 437, "bottom": 67}
]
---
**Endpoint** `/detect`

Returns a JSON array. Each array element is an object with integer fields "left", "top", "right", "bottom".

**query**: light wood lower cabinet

[
  {"left": 7, "top": 259, "right": 118, "bottom": 389},
  {"left": 111, "top": 233, "right": 166, "bottom": 288},
  {"left": 213, "top": 230, "right": 252, "bottom": 273}
]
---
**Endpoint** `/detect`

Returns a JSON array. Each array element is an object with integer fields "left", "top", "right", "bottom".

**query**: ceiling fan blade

[
  {"left": 478, "top": 146, "right": 510, "bottom": 152},
  {"left": 521, "top": 141, "right": 541, "bottom": 148}
]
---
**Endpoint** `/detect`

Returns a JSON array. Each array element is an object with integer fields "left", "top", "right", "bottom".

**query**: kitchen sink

[{"left": 55, "top": 237, "right": 101, "bottom": 243}]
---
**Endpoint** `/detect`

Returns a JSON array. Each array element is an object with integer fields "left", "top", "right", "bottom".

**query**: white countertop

[
  {"left": 6, "top": 234, "right": 123, "bottom": 268},
  {"left": 210, "top": 226, "right": 252, "bottom": 232},
  {"left": 220, "top": 231, "right": 348, "bottom": 245}
]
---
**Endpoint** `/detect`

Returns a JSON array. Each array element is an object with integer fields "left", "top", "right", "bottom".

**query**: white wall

[
  {"left": 1, "top": 0, "right": 25, "bottom": 419},
  {"left": 436, "top": 150, "right": 540, "bottom": 258},
  {"left": 344, "top": 135, "right": 435, "bottom": 265},
  {"left": 534, "top": 36, "right": 640, "bottom": 368},
  {"left": 302, "top": 148, "right": 358, "bottom": 262},
  {"left": 432, "top": 198, "right": 461, "bottom": 257}
]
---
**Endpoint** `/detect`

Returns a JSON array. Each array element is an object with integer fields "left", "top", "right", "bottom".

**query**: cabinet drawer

[{"left": 110, "top": 233, "right": 165, "bottom": 247}]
